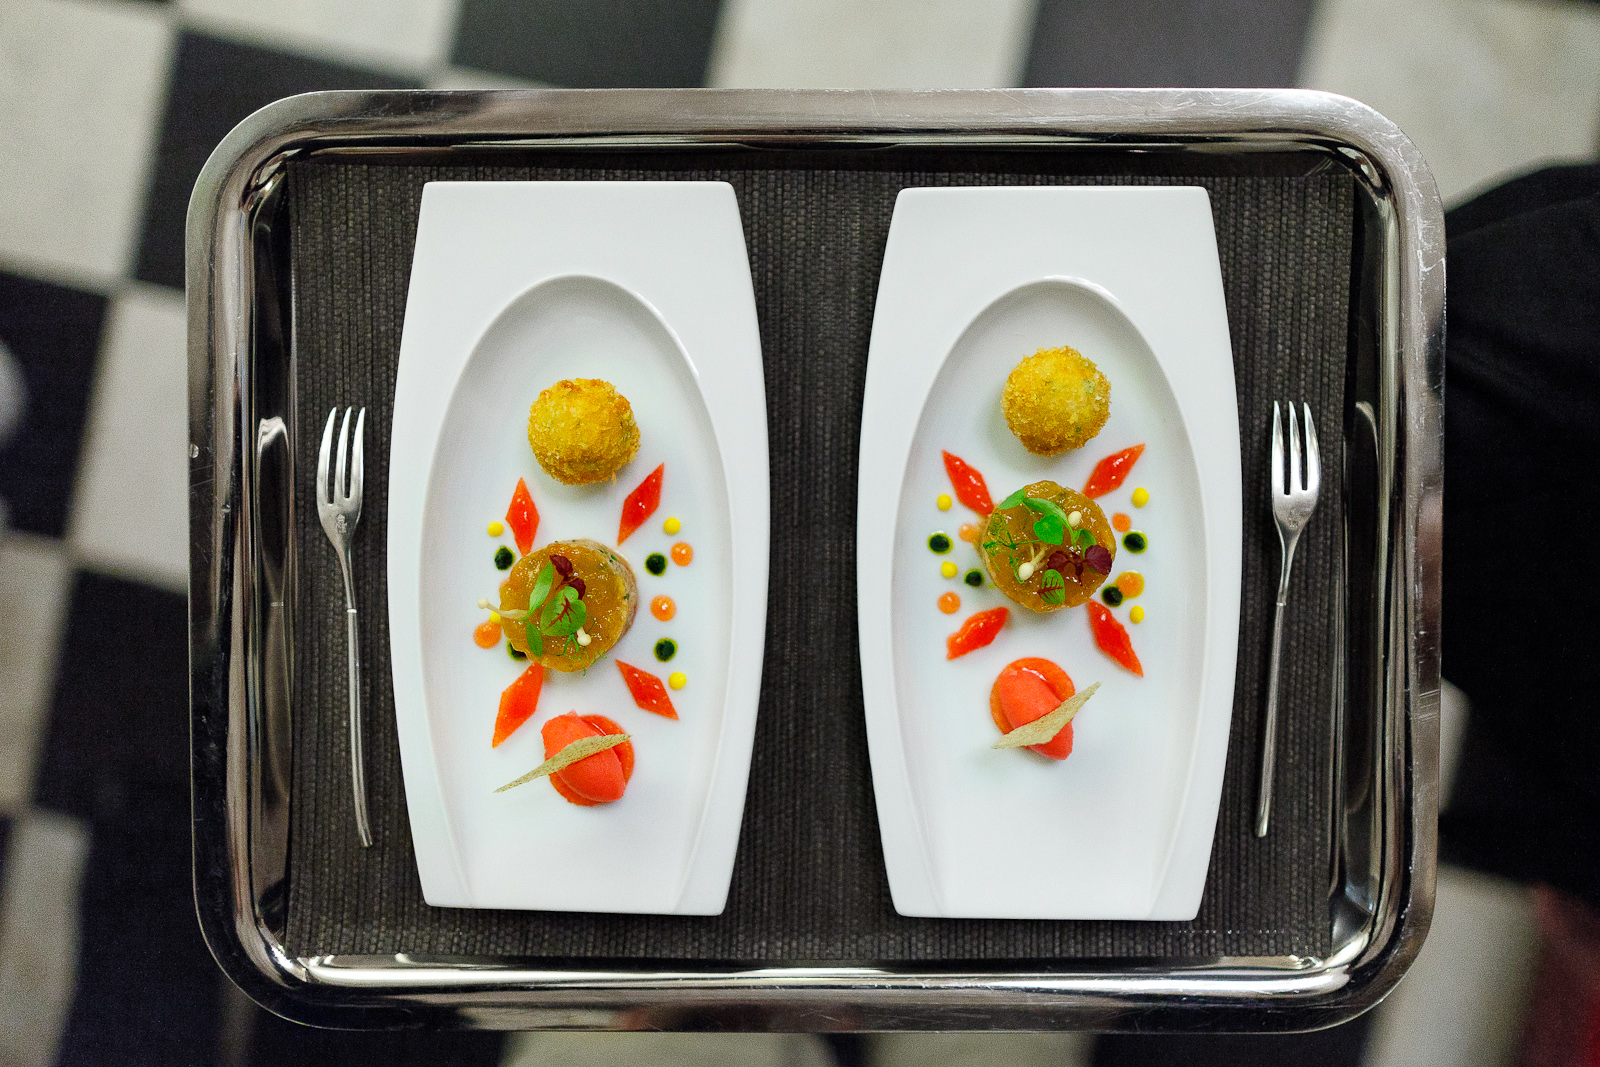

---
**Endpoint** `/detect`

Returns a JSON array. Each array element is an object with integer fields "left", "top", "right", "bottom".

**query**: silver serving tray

[{"left": 187, "top": 88, "right": 1444, "bottom": 1031}]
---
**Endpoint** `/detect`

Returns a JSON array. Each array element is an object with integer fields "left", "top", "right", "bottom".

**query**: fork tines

[{"left": 1271, "top": 401, "right": 1319, "bottom": 498}]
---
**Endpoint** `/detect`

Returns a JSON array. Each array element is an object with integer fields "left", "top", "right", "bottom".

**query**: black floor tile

[
  {"left": 133, "top": 31, "right": 419, "bottom": 291},
  {"left": 52, "top": 780, "right": 222, "bottom": 1067},
  {"left": 0, "top": 273, "right": 105, "bottom": 539},
  {"left": 245, "top": 1012, "right": 504, "bottom": 1067},
  {"left": 1024, "top": 0, "right": 1316, "bottom": 89},
  {"left": 34, "top": 571, "right": 189, "bottom": 822},
  {"left": 452, "top": 0, "right": 722, "bottom": 87},
  {"left": 1092, "top": 1015, "right": 1373, "bottom": 1067}
]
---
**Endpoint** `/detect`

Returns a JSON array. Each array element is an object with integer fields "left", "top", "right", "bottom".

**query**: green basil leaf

[{"left": 528, "top": 563, "right": 555, "bottom": 612}]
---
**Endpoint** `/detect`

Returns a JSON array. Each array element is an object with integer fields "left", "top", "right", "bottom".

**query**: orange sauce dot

[
  {"left": 1112, "top": 512, "right": 1132, "bottom": 532},
  {"left": 1116, "top": 571, "right": 1145, "bottom": 598},
  {"left": 651, "top": 595, "right": 676, "bottom": 621},
  {"left": 670, "top": 542, "right": 693, "bottom": 566},
  {"left": 958, "top": 523, "right": 979, "bottom": 544},
  {"left": 473, "top": 619, "right": 501, "bottom": 648},
  {"left": 938, "top": 591, "right": 961, "bottom": 614}
]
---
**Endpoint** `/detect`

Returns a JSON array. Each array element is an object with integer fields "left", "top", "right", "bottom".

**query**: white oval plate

[
  {"left": 388, "top": 182, "right": 768, "bottom": 915},
  {"left": 857, "top": 186, "right": 1240, "bottom": 920}
]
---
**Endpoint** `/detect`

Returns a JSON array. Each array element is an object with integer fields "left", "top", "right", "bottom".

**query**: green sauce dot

[
  {"left": 928, "top": 532, "right": 953, "bottom": 554},
  {"left": 964, "top": 569, "right": 983, "bottom": 587},
  {"left": 506, "top": 641, "right": 527, "bottom": 661},
  {"left": 1123, "top": 531, "right": 1148, "bottom": 553},
  {"left": 1102, "top": 586, "right": 1125, "bottom": 607},
  {"left": 645, "top": 553, "right": 668, "bottom": 576},
  {"left": 654, "top": 638, "right": 677, "bottom": 663},
  {"left": 494, "top": 546, "right": 514, "bottom": 570}
]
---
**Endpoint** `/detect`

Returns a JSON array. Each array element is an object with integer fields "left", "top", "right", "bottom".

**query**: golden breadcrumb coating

[
  {"left": 527, "top": 378, "right": 639, "bottom": 485},
  {"left": 1001, "top": 346, "right": 1111, "bottom": 455}
]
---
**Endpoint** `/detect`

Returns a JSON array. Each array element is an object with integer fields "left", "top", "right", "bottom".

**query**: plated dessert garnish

[
  {"left": 929, "top": 344, "right": 1159, "bottom": 763},
  {"left": 473, "top": 376, "right": 695, "bottom": 807}
]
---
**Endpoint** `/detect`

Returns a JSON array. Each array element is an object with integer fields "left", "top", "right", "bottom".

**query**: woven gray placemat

[{"left": 286, "top": 151, "right": 1351, "bottom": 961}]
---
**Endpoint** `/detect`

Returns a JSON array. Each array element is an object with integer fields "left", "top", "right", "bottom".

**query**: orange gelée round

[{"left": 651, "top": 595, "right": 676, "bottom": 621}]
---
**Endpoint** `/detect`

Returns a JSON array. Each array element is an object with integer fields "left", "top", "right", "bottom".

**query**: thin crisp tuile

[
  {"left": 992, "top": 682, "right": 1101, "bottom": 750},
  {"left": 495, "top": 733, "right": 630, "bottom": 792}
]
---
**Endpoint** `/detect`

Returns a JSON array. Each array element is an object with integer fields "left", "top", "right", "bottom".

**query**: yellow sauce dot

[
  {"left": 1116, "top": 571, "right": 1145, "bottom": 598},
  {"left": 1130, "top": 605, "right": 1145, "bottom": 623},
  {"left": 487, "top": 521, "right": 505, "bottom": 537},
  {"left": 1132, "top": 487, "right": 1150, "bottom": 508},
  {"left": 936, "top": 494, "right": 953, "bottom": 511},
  {"left": 663, "top": 516, "right": 681, "bottom": 535},
  {"left": 668, "top": 672, "right": 687, "bottom": 690},
  {"left": 940, "top": 561, "right": 958, "bottom": 579}
]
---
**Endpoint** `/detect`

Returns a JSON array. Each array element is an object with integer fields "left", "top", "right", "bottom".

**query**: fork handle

[
  {"left": 345, "top": 605, "right": 373, "bottom": 848},
  {"left": 1255, "top": 596, "right": 1289, "bottom": 837}
]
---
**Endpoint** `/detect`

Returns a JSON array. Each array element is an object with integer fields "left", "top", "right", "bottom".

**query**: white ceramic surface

[
  {"left": 857, "top": 186, "right": 1241, "bottom": 920},
  {"left": 388, "top": 182, "right": 768, "bottom": 915}
]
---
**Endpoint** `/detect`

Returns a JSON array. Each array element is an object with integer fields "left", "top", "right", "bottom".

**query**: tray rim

[{"left": 186, "top": 86, "right": 1444, "bottom": 1032}]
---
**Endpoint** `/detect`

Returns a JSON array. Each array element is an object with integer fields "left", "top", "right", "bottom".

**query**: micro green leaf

[
  {"left": 524, "top": 620, "right": 544, "bottom": 657},
  {"left": 999, "top": 488, "right": 1029, "bottom": 510},
  {"left": 547, "top": 598, "right": 587, "bottom": 637},
  {"left": 1074, "top": 526, "right": 1097, "bottom": 550},
  {"left": 1033, "top": 514, "right": 1065, "bottom": 545},
  {"left": 1042, "top": 570, "right": 1065, "bottom": 589},
  {"left": 1041, "top": 586, "right": 1067, "bottom": 605},
  {"left": 528, "top": 563, "right": 555, "bottom": 612}
]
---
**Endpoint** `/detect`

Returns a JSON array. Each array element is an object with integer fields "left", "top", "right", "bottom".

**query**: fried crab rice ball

[
  {"left": 527, "top": 378, "right": 640, "bottom": 485},
  {"left": 1001, "top": 345, "right": 1111, "bottom": 455}
]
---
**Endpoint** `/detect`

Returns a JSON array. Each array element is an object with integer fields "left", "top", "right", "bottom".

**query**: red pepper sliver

[
  {"left": 1082, "top": 444, "right": 1146, "bottom": 499},
  {"left": 506, "top": 477, "right": 539, "bottom": 555},
  {"left": 946, "top": 606, "right": 1009, "bottom": 660},
  {"left": 617, "top": 463, "right": 664, "bottom": 544},
  {"left": 941, "top": 451, "right": 993, "bottom": 516},
  {"left": 491, "top": 663, "right": 544, "bottom": 747},
  {"left": 616, "top": 659, "right": 678, "bottom": 719},
  {"left": 1087, "top": 602, "right": 1144, "bottom": 676}
]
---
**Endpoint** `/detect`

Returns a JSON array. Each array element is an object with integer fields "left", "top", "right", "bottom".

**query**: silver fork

[
  {"left": 317, "top": 407, "right": 373, "bottom": 848},
  {"left": 1256, "top": 402, "right": 1320, "bottom": 838}
]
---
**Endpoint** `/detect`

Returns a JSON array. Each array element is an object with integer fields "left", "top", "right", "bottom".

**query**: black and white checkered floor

[{"left": 2, "top": 0, "right": 1598, "bottom": 1063}]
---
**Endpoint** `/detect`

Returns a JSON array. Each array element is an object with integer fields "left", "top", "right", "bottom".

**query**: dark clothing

[{"left": 1440, "top": 164, "right": 1600, "bottom": 908}]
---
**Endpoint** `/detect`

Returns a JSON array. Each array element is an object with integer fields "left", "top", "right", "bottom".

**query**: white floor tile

[
  {"left": 501, "top": 1032, "right": 836, "bottom": 1067},
  {"left": 177, "top": 0, "right": 460, "bottom": 77},
  {"left": 0, "top": 0, "right": 173, "bottom": 287},
  {"left": 1363, "top": 863, "right": 1539, "bottom": 1067},
  {"left": 68, "top": 285, "right": 188, "bottom": 592},
  {"left": 707, "top": 0, "right": 1038, "bottom": 89},
  {"left": 0, "top": 810, "right": 89, "bottom": 1067},
  {"left": 1299, "top": 0, "right": 1600, "bottom": 205},
  {"left": 871, "top": 1032, "right": 1093, "bottom": 1067},
  {"left": 0, "top": 534, "right": 71, "bottom": 814},
  {"left": 427, "top": 66, "right": 548, "bottom": 91}
]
